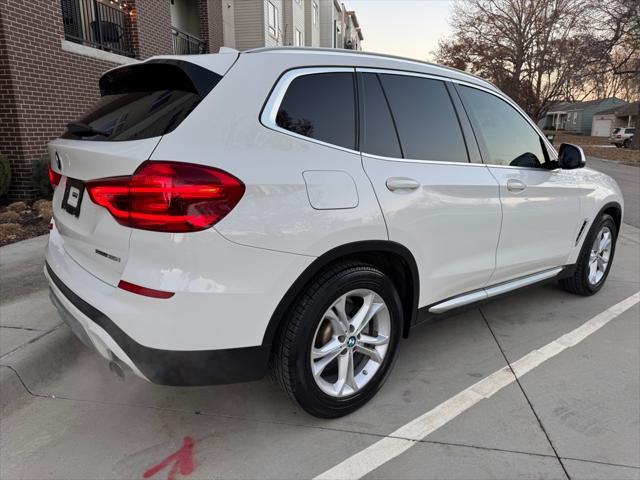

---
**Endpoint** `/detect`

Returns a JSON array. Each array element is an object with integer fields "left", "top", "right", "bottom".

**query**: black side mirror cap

[{"left": 558, "top": 143, "right": 586, "bottom": 170}]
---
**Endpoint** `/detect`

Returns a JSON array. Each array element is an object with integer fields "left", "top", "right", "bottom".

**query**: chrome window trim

[
  {"left": 362, "top": 152, "right": 487, "bottom": 167},
  {"left": 260, "top": 66, "right": 361, "bottom": 155},
  {"left": 359, "top": 68, "right": 558, "bottom": 165},
  {"left": 250, "top": 47, "right": 498, "bottom": 92},
  {"left": 261, "top": 66, "right": 557, "bottom": 171}
]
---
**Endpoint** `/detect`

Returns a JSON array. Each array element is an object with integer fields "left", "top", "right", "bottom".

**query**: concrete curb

[{"left": 0, "top": 325, "right": 86, "bottom": 412}]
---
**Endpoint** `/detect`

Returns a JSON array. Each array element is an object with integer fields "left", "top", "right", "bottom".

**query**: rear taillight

[
  {"left": 86, "top": 161, "right": 245, "bottom": 233},
  {"left": 49, "top": 164, "right": 61, "bottom": 188}
]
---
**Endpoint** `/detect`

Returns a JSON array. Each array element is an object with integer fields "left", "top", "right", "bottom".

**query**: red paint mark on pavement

[{"left": 143, "top": 436, "right": 195, "bottom": 480}]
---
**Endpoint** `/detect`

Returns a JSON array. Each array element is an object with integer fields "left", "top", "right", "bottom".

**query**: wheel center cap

[{"left": 347, "top": 336, "right": 357, "bottom": 348}]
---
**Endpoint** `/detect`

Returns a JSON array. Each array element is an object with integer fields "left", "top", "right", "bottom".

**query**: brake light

[
  {"left": 49, "top": 164, "right": 61, "bottom": 188},
  {"left": 86, "top": 161, "right": 245, "bottom": 233}
]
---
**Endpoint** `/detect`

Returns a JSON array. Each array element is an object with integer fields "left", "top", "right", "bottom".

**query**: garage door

[{"left": 592, "top": 118, "right": 613, "bottom": 137}]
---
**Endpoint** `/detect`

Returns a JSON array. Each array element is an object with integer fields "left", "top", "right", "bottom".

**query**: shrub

[
  {"left": 0, "top": 154, "right": 10, "bottom": 197},
  {"left": 31, "top": 157, "right": 53, "bottom": 199}
]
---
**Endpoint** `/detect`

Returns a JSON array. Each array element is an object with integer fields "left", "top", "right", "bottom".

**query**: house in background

[
  {"left": 304, "top": 0, "right": 321, "bottom": 47},
  {"left": 317, "top": 0, "right": 361, "bottom": 50},
  {"left": 591, "top": 101, "right": 639, "bottom": 137},
  {"left": 538, "top": 98, "right": 627, "bottom": 135},
  {"left": 0, "top": 0, "right": 362, "bottom": 199}
]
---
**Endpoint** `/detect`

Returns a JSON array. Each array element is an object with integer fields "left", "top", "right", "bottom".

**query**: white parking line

[{"left": 315, "top": 292, "right": 640, "bottom": 480}]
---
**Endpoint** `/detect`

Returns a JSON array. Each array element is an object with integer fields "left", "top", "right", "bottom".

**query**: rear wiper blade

[{"left": 66, "top": 122, "right": 108, "bottom": 137}]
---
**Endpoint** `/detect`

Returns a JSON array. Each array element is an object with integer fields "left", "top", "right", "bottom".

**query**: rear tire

[
  {"left": 560, "top": 214, "right": 617, "bottom": 296},
  {"left": 271, "top": 263, "right": 402, "bottom": 418}
]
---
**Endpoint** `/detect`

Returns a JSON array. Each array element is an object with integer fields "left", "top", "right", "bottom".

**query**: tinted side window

[
  {"left": 458, "top": 86, "right": 547, "bottom": 168},
  {"left": 358, "top": 73, "right": 402, "bottom": 158},
  {"left": 276, "top": 72, "right": 356, "bottom": 150},
  {"left": 378, "top": 74, "right": 468, "bottom": 162}
]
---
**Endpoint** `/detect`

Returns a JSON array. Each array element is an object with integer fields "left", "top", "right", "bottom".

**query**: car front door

[
  {"left": 358, "top": 70, "right": 503, "bottom": 307},
  {"left": 455, "top": 84, "right": 582, "bottom": 284}
]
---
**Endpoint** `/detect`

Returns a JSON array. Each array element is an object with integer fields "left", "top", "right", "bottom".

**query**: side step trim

[{"left": 428, "top": 267, "right": 563, "bottom": 314}]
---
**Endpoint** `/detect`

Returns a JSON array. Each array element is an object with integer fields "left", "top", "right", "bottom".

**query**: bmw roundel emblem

[{"left": 55, "top": 152, "right": 62, "bottom": 171}]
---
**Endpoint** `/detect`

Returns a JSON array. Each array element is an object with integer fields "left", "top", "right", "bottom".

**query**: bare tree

[{"left": 435, "top": 0, "right": 639, "bottom": 122}]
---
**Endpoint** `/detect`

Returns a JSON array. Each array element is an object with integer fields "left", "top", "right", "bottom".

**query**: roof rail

[{"left": 243, "top": 46, "right": 497, "bottom": 90}]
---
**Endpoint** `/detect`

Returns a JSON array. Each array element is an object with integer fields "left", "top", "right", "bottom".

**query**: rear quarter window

[
  {"left": 62, "top": 61, "right": 222, "bottom": 142},
  {"left": 275, "top": 72, "right": 356, "bottom": 150}
]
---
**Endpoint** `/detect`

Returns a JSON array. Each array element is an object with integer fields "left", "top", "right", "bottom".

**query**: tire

[
  {"left": 623, "top": 139, "right": 631, "bottom": 149},
  {"left": 614, "top": 144, "right": 622, "bottom": 148},
  {"left": 271, "top": 262, "right": 403, "bottom": 418},
  {"left": 560, "top": 214, "right": 617, "bottom": 296}
]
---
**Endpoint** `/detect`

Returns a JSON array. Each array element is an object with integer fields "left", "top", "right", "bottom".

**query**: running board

[{"left": 428, "top": 267, "right": 563, "bottom": 314}]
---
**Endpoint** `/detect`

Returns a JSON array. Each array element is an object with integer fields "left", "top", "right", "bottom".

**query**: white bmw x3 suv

[{"left": 46, "top": 47, "right": 623, "bottom": 418}]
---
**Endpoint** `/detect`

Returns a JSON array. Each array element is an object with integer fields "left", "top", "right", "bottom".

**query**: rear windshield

[
  {"left": 612, "top": 128, "right": 621, "bottom": 134},
  {"left": 62, "top": 60, "right": 222, "bottom": 142}
]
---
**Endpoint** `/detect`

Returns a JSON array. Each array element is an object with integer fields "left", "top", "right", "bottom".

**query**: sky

[{"left": 347, "top": 0, "right": 456, "bottom": 62}]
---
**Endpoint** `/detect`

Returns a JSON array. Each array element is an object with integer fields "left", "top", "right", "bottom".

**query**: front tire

[
  {"left": 560, "top": 214, "right": 617, "bottom": 296},
  {"left": 271, "top": 263, "right": 402, "bottom": 418}
]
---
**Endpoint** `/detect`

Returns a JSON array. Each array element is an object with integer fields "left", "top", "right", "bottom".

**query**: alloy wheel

[
  {"left": 310, "top": 289, "right": 391, "bottom": 398},
  {"left": 588, "top": 226, "right": 612, "bottom": 285}
]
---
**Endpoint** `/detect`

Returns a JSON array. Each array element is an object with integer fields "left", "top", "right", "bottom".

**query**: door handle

[
  {"left": 386, "top": 177, "right": 420, "bottom": 192},
  {"left": 507, "top": 179, "right": 526, "bottom": 193}
]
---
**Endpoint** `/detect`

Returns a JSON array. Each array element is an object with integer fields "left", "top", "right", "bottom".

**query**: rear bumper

[{"left": 47, "top": 262, "right": 269, "bottom": 386}]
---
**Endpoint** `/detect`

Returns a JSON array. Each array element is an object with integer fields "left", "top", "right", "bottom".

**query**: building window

[
  {"left": 313, "top": 2, "right": 319, "bottom": 26},
  {"left": 295, "top": 28, "right": 303, "bottom": 46},
  {"left": 268, "top": 1, "right": 278, "bottom": 37},
  {"left": 60, "top": 0, "right": 134, "bottom": 57},
  {"left": 573, "top": 112, "right": 577, "bottom": 124}
]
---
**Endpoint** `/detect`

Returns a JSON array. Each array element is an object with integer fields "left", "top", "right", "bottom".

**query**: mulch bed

[{"left": 0, "top": 200, "right": 52, "bottom": 247}]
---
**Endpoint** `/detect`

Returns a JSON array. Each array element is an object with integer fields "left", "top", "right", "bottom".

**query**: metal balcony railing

[
  {"left": 171, "top": 27, "right": 205, "bottom": 55},
  {"left": 60, "top": 0, "right": 133, "bottom": 57}
]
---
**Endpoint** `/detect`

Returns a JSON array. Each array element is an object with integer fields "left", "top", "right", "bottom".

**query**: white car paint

[{"left": 45, "top": 47, "right": 624, "bottom": 387}]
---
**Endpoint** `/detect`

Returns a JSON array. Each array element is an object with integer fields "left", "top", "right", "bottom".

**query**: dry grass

[{"left": 550, "top": 133, "right": 639, "bottom": 165}]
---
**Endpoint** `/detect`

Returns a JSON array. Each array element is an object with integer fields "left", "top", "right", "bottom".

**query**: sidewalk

[{"left": 0, "top": 235, "right": 80, "bottom": 412}]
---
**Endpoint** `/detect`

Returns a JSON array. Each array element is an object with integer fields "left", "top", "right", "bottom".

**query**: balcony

[
  {"left": 60, "top": 0, "right": 133, "bottom": 57},
  {"left": 171, "top": 26, "right": 205, "bottom": 55}
]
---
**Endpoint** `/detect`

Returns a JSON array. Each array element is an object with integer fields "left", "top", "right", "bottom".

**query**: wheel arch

[
  {"left": 262, "top": 240, "right": 420, "bottom": 350},
  {"left": 599, "top": 201, "right": 623, "bottom": 234}
]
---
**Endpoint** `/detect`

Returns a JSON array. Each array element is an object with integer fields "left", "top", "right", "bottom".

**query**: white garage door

[{"left": 592, "top": 118, "right": 613, "bottom": 137}]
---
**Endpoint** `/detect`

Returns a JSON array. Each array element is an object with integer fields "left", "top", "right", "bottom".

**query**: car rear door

[
  {"left": 454, "top": 84, "right": 582, "bottom": 284},
  {"left": 358, "top": 70, "right": 502, "bottom": 307}
]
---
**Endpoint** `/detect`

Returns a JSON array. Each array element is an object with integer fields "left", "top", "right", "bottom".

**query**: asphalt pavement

[{"left": 0, "top": 158, "right": 639, "bottom": 480}]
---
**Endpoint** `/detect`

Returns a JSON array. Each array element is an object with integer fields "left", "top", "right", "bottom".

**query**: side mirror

[{"left": 558, "top": 143, "right": 586, "bottom": 170}]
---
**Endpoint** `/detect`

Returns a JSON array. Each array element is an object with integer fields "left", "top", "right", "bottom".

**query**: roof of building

[
  {"left": 547, "top": 97, "right": 625, "bottom": 114},
  {"left": 244, "top": 47, "right": 498, "bottom": 91},
  {"left": 597, "top": 101, "right": 639, "bottom": 116}
]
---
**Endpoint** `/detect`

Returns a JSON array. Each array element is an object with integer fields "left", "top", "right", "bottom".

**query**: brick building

[{"left": 0, "top": 0, "right": 362, "bottom": 199}]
